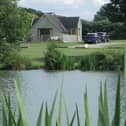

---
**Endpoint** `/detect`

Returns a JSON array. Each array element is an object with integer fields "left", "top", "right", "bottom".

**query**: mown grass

[
  {"left": 20, "top": 40, "right": 126, "bottom": 69},
  {"left": 20, "top": 43, "right": 47, "bottom": 68}
]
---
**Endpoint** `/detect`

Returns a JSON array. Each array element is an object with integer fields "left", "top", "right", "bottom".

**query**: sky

[{"left": 18, "top": 0, "right": 109, "bottom": 21}]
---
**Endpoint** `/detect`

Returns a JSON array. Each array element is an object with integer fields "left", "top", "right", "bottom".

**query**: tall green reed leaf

[
  {"left": 58, "top": 98, "right": 76, "bottom": 126},
  {"left": 84, "top": 87, "right": 90, "bottom": 126},
  {"left": 97, "top": 84, "right": 106, "bottom": 126},
  {"left": 112, "top": 74, "right": 121, "bottom": 126},
  {"left": 3, "top": 95, "right": 16, "bottom": 126},
  {"left": 103, "top": 82, "right": 110, "bottom": 126},
  {"left": 44, "top": 91, "right": 57, "bottom": 126},
  {"left": 76, "top": 104, "right": 80, "bottom": 126},
  {"left": 70, "top": 111, "right": 76, "bottom": 126},
  {"left": 45, "top": 103, "right": 49, "bottom": 126},
  {"left": 64, "top": 99, "right": 69, "bottom": 126},
  {"left": 57, "top": 87, "right": 63, "bottom": 126},
  {"left": 17, "top": 109, "right": 23, "bottom": 126},
  {"left": 14, "top": 75, "right": 29, "bottom": 126},
  {"left": 36, "top": 102, "right": 44, "bottom": 126},
  {"left": 49, "top": 91, "right": 57, "bottom": 126},
  {"left": 2, "top": 103, "right": 7, "bottom": 126}
]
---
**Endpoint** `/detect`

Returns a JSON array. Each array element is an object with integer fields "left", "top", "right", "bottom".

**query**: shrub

[
  {"left": 2, "top": 54, "right": 32, "bottom": 70},
  {"left": 44, "top": 43, "right": 65, "bottom": 70},
  {"left": 79, "top": 52, "right": 124, "bottom": 71},
  {"left": 44, "top": 43, "right": 124, "bottom": 71},
  {"left": 14, "top": 56, "right": 32, "bottom": 70},
  {"left": 79, "top": 55, "right": 90, "bottom": 70}
]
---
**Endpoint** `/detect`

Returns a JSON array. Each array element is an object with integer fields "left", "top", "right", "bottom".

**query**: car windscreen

[{"left": 87, "top": 34, "right": 96, "bottom": 37}]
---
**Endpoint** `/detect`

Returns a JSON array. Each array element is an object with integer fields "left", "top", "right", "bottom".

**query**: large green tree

[
  {"left": 0, "top": 0, "right": 21, "bottom": 68},
  {"left": 0, "top": 0, "right": 33, "bottom": 43},
  {"left": 94, "top": 0, "right": 126, "bottom": 22},
  {"left": 94, "top": 4, "right": 124, "bottom": 22},
  {"left": 17, "top": 7, "right": 34, "bottom": 41},
  {"left": 110, "top": 0, "right": 126, "bottom": 20},
  {"left": 0, "top": 0, "right": 19, "bottom": 43}
]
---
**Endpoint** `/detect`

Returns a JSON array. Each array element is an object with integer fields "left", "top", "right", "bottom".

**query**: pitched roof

[
  {"left": 57, "top": 16, "right": 79, "bottom": 29},
  {"left": 32, "top": 13, "right": 80, "bottom": 33},
  {"left": 45, "top": 14, "right": 67, "bottom": 33}
]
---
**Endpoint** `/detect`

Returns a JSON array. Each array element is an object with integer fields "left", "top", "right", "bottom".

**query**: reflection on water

[{"left": 0, "top": 70, "right": 125, "bottom": 126}]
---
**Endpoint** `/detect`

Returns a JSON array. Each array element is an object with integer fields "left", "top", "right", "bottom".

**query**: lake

[{"left": 0, "top": 70, "right": 125, "bottom": 126}]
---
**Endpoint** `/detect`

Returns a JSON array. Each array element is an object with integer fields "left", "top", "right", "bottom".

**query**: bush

[
  {"left": 1, "top": 54, "right": 32, "bottom": 70},
  {"left": 44, "top": 43, "right": 124, "bottom": 71},
  {"left": 0, "top": 42, "right": 18, "bottom": 69},
  {"left": 44, "top": 43, "right": 65, "bottom": 70},
  {"left": 79, "top": 52, "right": 124, "bottom": 71},
  {"left": 13, "top": 56, "right": 32, "bottom": 70}
]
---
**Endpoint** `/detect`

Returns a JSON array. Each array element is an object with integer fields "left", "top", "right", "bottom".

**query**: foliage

[
  {"left": 0, "top": 0, "right": 34, "bottom": 42},
  {"left": 84, "top": 87, "right": 90, "bottom": 126},
  {"left": 13, "top": 55, "right": 32, "bottom": 70},
  {"left": 109, "top": 0, "right": 126, "bottom": 22},
  {"left": 82, "top": 20, "right": 126, "bottom": 39},
  {"left": 0, "top": 42, "right": 18, "bottom": 69},
  {"left": 94, "top": 4, "right": 110, "bottom": 22},
  {"left": 0, "top": 0, "right": 34, "bottom": 69},
  {"left": 97, "top": 84, "right": 110, "bottom": 126},
  {"left": 0, "top": 42, "right": 32, "bottom": 70},
  {"left": 108, "top": 23, "right": 126, "bottom": 39},
  {"left": 43, "top": 42, "right": 124, "bottom": 71},
  {"left": 80, "top": 52, "right": 124, "bottom": 71},
  {"left": 94, "top": 4, "right": 123, "bottom": 23},
  {"left": 44, "top": 43, "right": 65, "bottom": 70},
  {"left": 21, "top": 7, "right": 43, "bottom": 17},
  {"left": 0, "top": 0, "right": 19, "bottom": 43},
  {"left": 94, "top": 0, "right": 126, "bottom": 23},
  {"left": 17, "top": 8, "right": 33, "bottom": 41},
  {"left": 89, "top": 0, "right": 126, "bottom": 40},
  {"left": 112, "top": 74, "right": 120, "bottom": 126}
]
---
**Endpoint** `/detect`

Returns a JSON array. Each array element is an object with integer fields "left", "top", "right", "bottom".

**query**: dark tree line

[
  {"left": 82, "top": 0, "right": 126, "bottom": 40},
  {"left": 94, "top": 0, "right": 126, "bottom": 22},
  {"left": 20, "top": 7, "right": 43, "bottom": 17}
]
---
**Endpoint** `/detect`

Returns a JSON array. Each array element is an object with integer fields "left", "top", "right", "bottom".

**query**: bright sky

[{"left": 18, "top": 0, "right": 109, "bottom": 21}]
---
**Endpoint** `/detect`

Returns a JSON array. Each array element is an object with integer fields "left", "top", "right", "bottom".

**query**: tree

[
  {"left": 94, "top": 4, "right": 110, "bottom": 22},
  {"left": 110, "top": 0, "right": 126, "bottom": 21},
  {"left": 21, "top": 7, "right": 43, "bottom": 17},
  {"left": 0, "top": 0, "right": 19, "bottom": 43},
  {"left": 17, "top": 8, "right": 33, "bottom": 40},
  {"left": 0, "top": 0, "right": 20, "bottom": 68},
  {"left": 94, "top": 0, "right": 126, "bottom": 23},
  {"left": 94, "top": 3, "right": 125, "bottom": 22}
]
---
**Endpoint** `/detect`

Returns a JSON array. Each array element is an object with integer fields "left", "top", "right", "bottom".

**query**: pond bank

[{"left": 0, "top": 50, "right": 124, "bottom": 71}]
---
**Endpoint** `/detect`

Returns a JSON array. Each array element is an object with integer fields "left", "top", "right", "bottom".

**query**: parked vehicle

[
  {"left": 97, "top": 32, "right": 109, "bottom": 42},
  {"left": 84, "top": 33, "right": 101, "bottom": 44}
]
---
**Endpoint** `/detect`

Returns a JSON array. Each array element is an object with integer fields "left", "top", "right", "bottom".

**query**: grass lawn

[{"left": 20, "top": 40, "right": 126, "bottom": 68}]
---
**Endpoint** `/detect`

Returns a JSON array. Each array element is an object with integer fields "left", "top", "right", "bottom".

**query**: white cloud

[
  {"left": 18, "top": 0, "right": 105, "bottom": 20},
  {"left": 46, "top": 0, "right": 82, "bottom": 6},
  {"left": 18, "top": 0, "right": 83, "bottom": 8},
  {"left": 93, "top": 0, "right": 109, "bottom": 6}
]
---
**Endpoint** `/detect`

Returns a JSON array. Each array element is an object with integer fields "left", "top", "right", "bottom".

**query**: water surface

[{"left": 0, "top": 70, "right": 125, "bottom": 126}]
